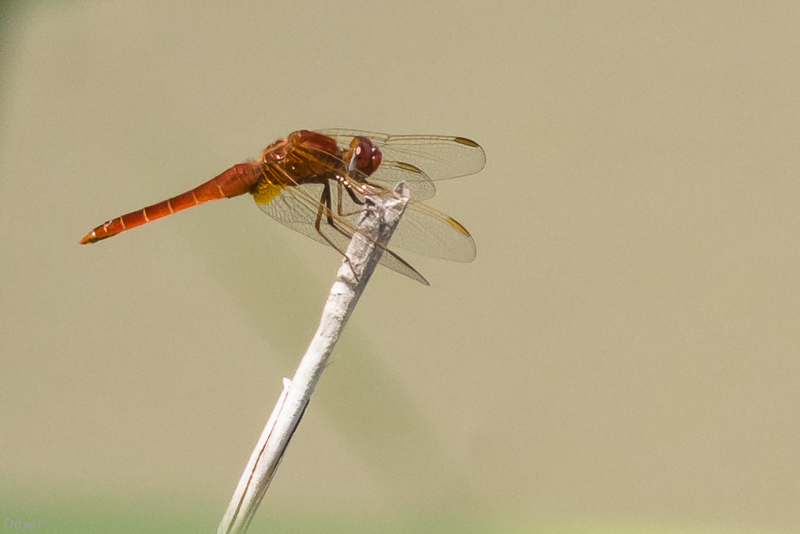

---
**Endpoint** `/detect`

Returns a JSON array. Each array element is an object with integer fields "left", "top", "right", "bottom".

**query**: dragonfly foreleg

[{"left": 336, "top": 181, "right": 368, "bottom": 218}]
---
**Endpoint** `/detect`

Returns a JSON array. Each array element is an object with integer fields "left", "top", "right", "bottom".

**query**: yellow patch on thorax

[{"left": 253, "top": 182, "right": 283, "bottom": 205}]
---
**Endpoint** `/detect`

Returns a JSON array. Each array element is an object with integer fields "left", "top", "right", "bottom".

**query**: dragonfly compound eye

[{"left": 353, "top": 137, "right": 382, "bottom": 176}]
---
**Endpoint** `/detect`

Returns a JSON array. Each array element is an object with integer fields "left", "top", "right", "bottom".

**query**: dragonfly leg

[
  {"left": 336, "top": 181, "right": 367, "bottom": 218},
  {"left": 343, "top": 181, "right": 366, "bottom": 205},
  {"left": 315, "top": 181, "right": 360, "bottom": 282}
]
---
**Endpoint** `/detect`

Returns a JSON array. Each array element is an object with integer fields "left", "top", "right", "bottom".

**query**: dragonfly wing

[
  {"left": 387, "top": 200, "right": 476, "bottom": 262},
  {"left": 362, "top": 160, "right": 437, "bottom": 201},
  {"left": 254, "top": 182, "right": 429, "bottom": 285},
  {"left": 315, "top": 129, "right": 486, "bottom": 181}
]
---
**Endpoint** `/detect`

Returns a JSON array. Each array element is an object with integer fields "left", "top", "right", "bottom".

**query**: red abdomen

[{"left": 80, "top": 162, "right": 259, "bottom": 244}]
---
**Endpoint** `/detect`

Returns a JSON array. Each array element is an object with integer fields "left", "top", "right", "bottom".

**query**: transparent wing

[
  {"left": 315, "top": 128, "right": 487, "bottom": 183},
  {"left": 254, "top": 177, "right": 430, "bottom": 285},
  {"left": 325, "top": 177, "right": 476, "bottom": 262},
  {"left": 390, "top": 201, "right": 476, "bottom": 262},
  {"left": 362, "top": 160, "right": 437, "bottom": 201}
]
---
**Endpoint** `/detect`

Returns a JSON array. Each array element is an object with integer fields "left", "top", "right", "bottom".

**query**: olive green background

[{"left": 2, "top": 2, "right": 799, "bottom": 533}]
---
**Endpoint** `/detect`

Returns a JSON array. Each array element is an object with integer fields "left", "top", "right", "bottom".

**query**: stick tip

[{"left": 393, "top": 181, "right": 410, "bottom": 198}]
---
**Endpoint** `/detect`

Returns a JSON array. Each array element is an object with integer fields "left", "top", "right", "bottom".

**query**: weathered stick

[{"left": 217, "top": 184, "right": 412, "bottom": 534}]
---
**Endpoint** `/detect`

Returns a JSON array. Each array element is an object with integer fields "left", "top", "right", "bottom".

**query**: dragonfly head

[{"left": 347, "top": 136, "right": 382, "bottom": 176}]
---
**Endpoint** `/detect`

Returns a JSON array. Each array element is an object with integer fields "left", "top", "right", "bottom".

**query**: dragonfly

[{"left": 80, "top": 129, "right": 486, "bottom": 285}]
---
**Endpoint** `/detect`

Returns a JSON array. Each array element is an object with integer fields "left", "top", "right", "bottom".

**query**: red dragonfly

[{"left": 80, "top": 129, "right": 485, "bottom": 284}]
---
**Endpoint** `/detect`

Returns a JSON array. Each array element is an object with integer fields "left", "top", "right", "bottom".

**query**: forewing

[{"left": 315, "top": 128, "right": 486, "bottom": 181}]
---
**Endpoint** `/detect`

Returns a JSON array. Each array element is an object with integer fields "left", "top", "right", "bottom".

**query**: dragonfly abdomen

[{"left": 80, "top": 162, "right": 259, "bottom": 244}]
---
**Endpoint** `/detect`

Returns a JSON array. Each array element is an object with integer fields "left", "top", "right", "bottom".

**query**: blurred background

[{"left": 2, "top": 1, "right": 799, "bottom": 533}]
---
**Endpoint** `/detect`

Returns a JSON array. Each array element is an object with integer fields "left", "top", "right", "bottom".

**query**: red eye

[
  {"left": 370, "top": 146, "right": 382, "bottom": 173},
  {"left": 354, "top": 138, "right": 372, "bottom": 171},
  {"left": 352, "top": 137, "right": 382, "bottom": 175}
]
